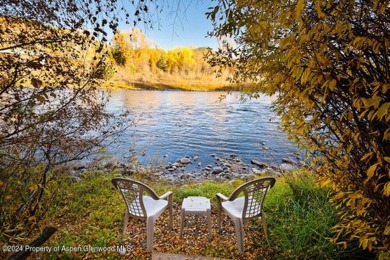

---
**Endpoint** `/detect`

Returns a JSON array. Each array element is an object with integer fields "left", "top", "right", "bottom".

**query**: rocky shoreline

[{"left": 70, "top": 153, "right": 306, "bottom": 183}]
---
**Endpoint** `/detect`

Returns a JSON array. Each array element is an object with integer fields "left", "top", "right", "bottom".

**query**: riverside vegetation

[
  {"left": 12, "top": 166, "right": 362, "bottom": 259},
  {"left": 1, "top": 0, "right": 389, "bottom": 259},
  {"left": 104, "top": 28, "right": 238, "bottom": 91}
]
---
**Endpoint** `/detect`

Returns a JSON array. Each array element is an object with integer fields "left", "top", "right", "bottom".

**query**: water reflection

[{"left": 105, "top": 89, "right": 298, "bottom": 168}]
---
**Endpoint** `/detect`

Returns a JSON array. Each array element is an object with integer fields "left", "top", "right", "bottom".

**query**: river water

[{"left": 104, "top": 89, "right": 300, "bottom": 169}]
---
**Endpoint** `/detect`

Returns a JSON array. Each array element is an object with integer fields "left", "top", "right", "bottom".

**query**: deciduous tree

[
  {"left": 207, "top": 0, "right": 389, "bottom": 256},
  {"left": 0, "top": 0, "right": 160, "bottom": 245}
]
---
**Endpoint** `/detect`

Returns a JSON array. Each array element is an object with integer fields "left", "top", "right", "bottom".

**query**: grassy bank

[
  {"left": 10, "top": 169, "right": 357, "bottom": 259},
  {"left": 103, "top": 80, "right": 251, "bottom": 92},
  {"left": 105, "top": 66, "right": 255, "bottom": 91}
]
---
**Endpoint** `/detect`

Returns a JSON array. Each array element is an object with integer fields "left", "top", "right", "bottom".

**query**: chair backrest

[
  {"left": 230, "top": 177, "right": 276, "bottom": 220},
  {"left": 112, "top": 178, "right": 159, "bottom": 220}
]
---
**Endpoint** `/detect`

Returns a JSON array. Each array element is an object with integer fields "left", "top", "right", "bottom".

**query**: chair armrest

[
  {"left": 159, "top": 191, "right": 173, "bottom": 200},
  {"left": 216, "top": 193, "right": 229, "bottom": 201}
]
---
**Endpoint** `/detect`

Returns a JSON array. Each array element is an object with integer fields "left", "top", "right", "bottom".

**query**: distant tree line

[{"left": 109, "top": 28, "right": 221, "bottom": 80}]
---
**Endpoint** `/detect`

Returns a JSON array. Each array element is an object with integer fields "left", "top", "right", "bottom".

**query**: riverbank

[
  {"left": 26, "top": 166, "right": 356, "bottom": 259},
  {"left": 104, "top": 80, "right": 255, "bottom": 91},
  {"left": 70, "top": 154, "right": 305, "bottom": 184},
  {"left": 104, "top": 79, "right": 238, "bottom": 91},
  {"left": 104, "top": 67, "right": 255, "bottom": 91}
]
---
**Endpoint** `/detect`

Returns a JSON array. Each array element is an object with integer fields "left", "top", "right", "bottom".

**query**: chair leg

[
  {"left": 169, "top": 205, "right": 173, "bottom": 230},
  {"left": 261, "top": 211, "right": 270, "bottom": 244},
  {"left": 233, "top": 219, "right": 244, "bottom": 254},
  {"left": 217, "top": 203, "right": 222, "bottom": 233},
  {"left": 180, "top": 208, "right": 185, "bottom": 237},
  {"left": 122, "top": 211, "right": 129, "bottom": 235},
  {"left": 146, "top": 217, "right": 155, "bottom": 252},
  {"left": 207, "top": 208, "right": 212, "bottom": 240}
]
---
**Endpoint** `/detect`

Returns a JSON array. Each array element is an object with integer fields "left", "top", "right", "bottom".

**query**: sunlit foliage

[
  {"left": 207, "top": 0, "right": 389, "bottom": 256},
  {"left": 111, "top": 29, "right": 213, "bottom": 77},
  {"left": 0, "top": 0, "right": 160, "bottom": 247}
]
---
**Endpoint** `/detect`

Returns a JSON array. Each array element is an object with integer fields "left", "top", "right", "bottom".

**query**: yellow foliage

[{"left": 208, "top": 0, "right": 390, "bottom": 256}]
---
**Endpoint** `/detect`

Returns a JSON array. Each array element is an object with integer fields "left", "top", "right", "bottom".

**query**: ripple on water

[{"left": 104, "top": 90, "right": 300, "bottom": 167}]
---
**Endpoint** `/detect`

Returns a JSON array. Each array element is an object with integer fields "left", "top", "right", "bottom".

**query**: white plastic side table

[{"left": 180, "top": 196, "right": 211, "bottom": 240}]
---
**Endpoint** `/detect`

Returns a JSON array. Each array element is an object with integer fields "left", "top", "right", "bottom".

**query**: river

[{"left": 104, "top": 89, "right": 300, "bottom": 170}]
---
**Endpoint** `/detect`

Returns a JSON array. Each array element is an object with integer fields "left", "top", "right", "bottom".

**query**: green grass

[
  {"left": 42, "top": 170, "right": 124, "bottom": 258},
  {"left": 263, "top": 172, "right": 346, "bottom": 259},
  {"left": 33, "top": 169, "right": 351, "bottom": 258}
]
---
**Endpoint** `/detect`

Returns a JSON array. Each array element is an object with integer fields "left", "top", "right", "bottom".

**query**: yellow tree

[
  {"left": 208, "top": 0, "right": 389, "bottom": 257},
  {"left": 112, "top": 31, "right": 132, "bottom": 65},
  {"left": 166, "top": 49, "right": 180, "bottom": 74},
  {"left": 112, "top": 28, "right": 152, "bottom": 72},
  {"left": 177, "top": 47, "right": 196, "bottom": 74}
]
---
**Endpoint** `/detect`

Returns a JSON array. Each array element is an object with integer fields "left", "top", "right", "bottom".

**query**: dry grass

[{"left": 106, "top": 66, "right": 239, "bottom": 91}]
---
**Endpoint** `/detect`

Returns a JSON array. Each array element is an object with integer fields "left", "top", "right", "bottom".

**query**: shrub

[{"left": 207, "top": 1, "right": 390, "bottom": 256}]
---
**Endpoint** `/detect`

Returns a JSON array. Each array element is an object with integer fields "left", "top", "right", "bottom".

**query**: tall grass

[{"left": 263, "top": 171, "right": 347, "bottom": 259}]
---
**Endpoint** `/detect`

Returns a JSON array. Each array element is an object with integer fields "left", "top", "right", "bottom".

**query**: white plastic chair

[
  {"left": 112, "top": 178, "right": 173, "bottom": 252},
  {"left": 217, "top": 177, "right": 276, "bottom": 253}
]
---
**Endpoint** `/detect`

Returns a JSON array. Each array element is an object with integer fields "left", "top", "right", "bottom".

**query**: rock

[
  {"left": 119, "top": 163, "right": 127, "bottom": 168},
  {"left": 212, "top": 166, "right": 224, "bottom": 174},
  {"left": 180, "top": 157, "right": 191, "bottom": 164},
  {"left": 104, "top": 162, "right": 113, "bottom": 169},
  {"left": 251, "top": 159, "right": 267, "bottom": 168},
  {"left": 210, "top": 154, "right": 216, "bottom": 157},
  {"left": 180, "top": 173, "right": 192, "bottom": 180},
  {"left": 223, "top": 163, "right": 231, "bottom": 168},
  {"left": 197, "top": 162, "right": 202, "bottom": 167},
  {"left": 280, "top": 163, "right": 297, "bottom": 172},
  {"left": 74, "top": 165, "right": 86, "bottom": 171},
  {"left": 266, "top": 168, "right": 282, "bottom": 176},
  {"left": 282, "top": 158, "right": 297, "bottom": 165},
  {"left": 240, "top": 175, "right": 249, "bottom": 180},
  {"left": 193, "top": 156, "right": 199, "bottom": 161},
  {"left": 172, "top": 162, "right": 180, "bottom": 167},
  {"left": 225, "top": 175, "right": 232, "bottom": 179},
  {"left": 127, "top": 164, "right": 137, "bottom": 173},
  {"left": 252, "top": 168, "right": 263, "bottom": 174}
]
